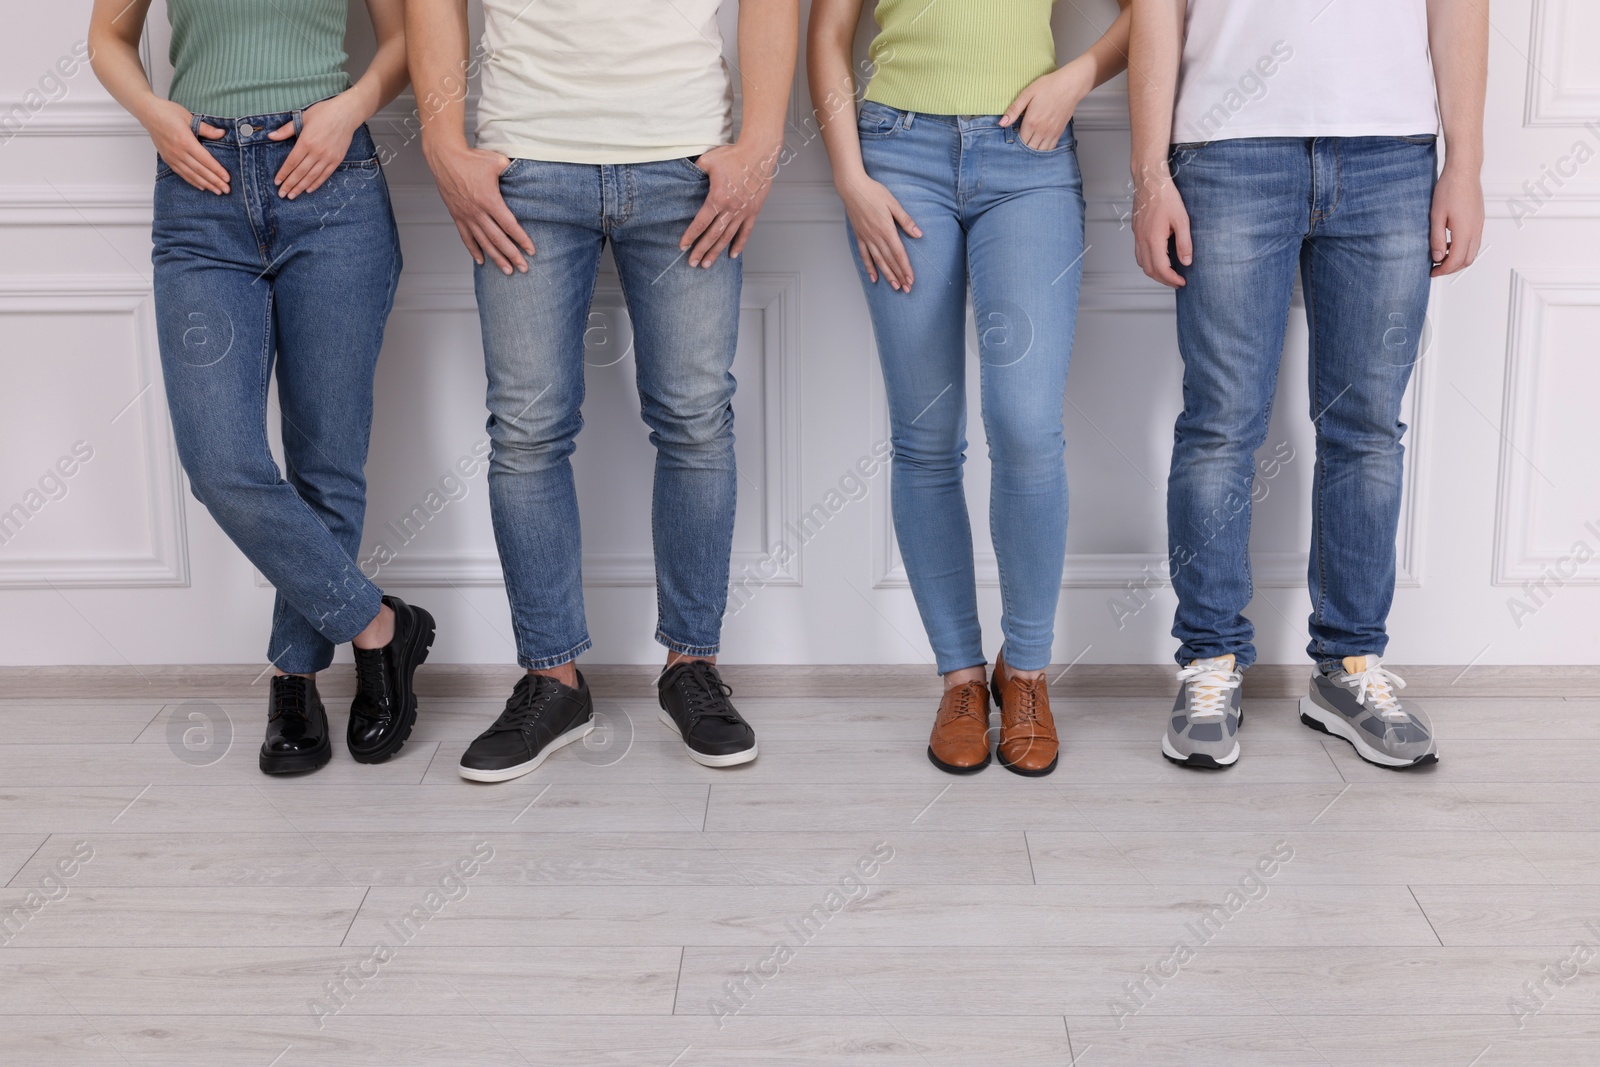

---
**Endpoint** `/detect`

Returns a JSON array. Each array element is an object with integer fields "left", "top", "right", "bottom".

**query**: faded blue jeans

[
  {"left": 476, "top": 158, "right": 740, "bottom": 670},
  {"left": 152, "top": 114, "right": 400, "bottom": 675},
  {"left": 1168, "top": 135, "right": 1437, "bottom": 669},
  {"left": 850, "top": 103, "right": 1085, "bottom": 674}
]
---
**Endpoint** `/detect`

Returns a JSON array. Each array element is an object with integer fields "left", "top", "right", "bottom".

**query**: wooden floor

[{"left": 3, "top": 684, "right": 1600, "bottom": 1065}]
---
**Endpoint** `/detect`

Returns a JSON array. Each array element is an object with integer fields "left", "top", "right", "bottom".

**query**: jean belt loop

[
  {"left": 189, "top": 113, "right": 203, "bottom": 137},
  {"left": 292, "top": 109, "right": 304, "bottom": 137},
  {"left": 903, "top": 111, "right": 915, "bottom": 130}
]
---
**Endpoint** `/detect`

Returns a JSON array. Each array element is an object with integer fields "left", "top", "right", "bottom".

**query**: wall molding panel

[
  {"left": 0, "top": 276, "right": 188, "bottom": 589},
  {"left": 1525, "top": 0, "right": 1600, "bottom": 127},
  {"left": 1492, "top": 268, "right": 1600, "bottom": 586}
]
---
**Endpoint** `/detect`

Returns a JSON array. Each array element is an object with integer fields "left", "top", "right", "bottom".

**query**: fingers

[
  {"left": 174, "top": 145, "right": 229, "bottom": 194},
  {"left": 689, "top": 211, "right": 738, "bottom": 267},
  {"left": 1000, "top": 88, "right": 1031, "bottom": 128},
  {"left": 1138, "top": 227, "right": 1186, "bottom": 289},
  {"left": 729, "top": 215, "right": 757, "bottom": 259},
  {"left": 196, "top": 122, "right": 227, "bottom": 140},
  {"left": 452, "top": 217, "right": 487, "bottom": 267},
  {"left": 1172, "top": 212, "right": 1194, "bottom": 268},
  {"left": 679, "top": 202, "right": 719, "bottom": 258},
  {"left": 888, "top": 199, "right": 922, "bottom": 240},
  {"left": 856, "top": 236, "right": 878, "bottom": 284},
  {"left": 274, "top": 146, "right": 313, "bottom": 193},
  {"left": 282, "top": 159, "right": 336, "bottom": 199},
  {"left": 266, "top": 122, "right": 295, "bottom": 142},
  {"left": 1430, "top": 209, "right": 1450, "bottom": 268},
  {"left": 468, "top": 216, "right": 521, "bottom": 275},
  {"left": 483, "top": 196, "right": 536, "bottom": 261}
]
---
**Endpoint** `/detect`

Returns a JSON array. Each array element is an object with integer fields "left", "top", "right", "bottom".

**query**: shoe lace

[
  {"left": 487, "top": 677, "right": 560, "bottom": 735},
  {"left": 944, "top": 682, "right": 988, "bottom": 723},
  {"left": 672, "top": 662, "right": 742, "bottom": 725},
  {"left": 354, "top": 647, "right": 389, "bottom": 702},
  {"left": 1176, "top": 658, "right": 1241, "bottom": 722},
  {"left": 1342, "top": 658, "right": 1408, "bottom": 721},
  {"left": 271, "top": 676, "right": 310, "bottom": 722},
  {"left": 1006, "top": 675, "right": 1045, "bottom": 725}
]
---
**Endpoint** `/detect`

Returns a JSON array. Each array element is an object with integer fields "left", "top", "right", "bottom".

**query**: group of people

[{"left": 87, "top": 0, "right": 1485, "bottom": 780}]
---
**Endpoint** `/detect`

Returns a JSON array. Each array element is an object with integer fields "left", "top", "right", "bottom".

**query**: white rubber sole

[
  {"left": 657, "top": 708, "right": 758, "bottom": 767},
  {"left": 457, "top": 719, "right": 595, "bottom": 782},
  {"left": 1299, "top": 695, "right": 1437, "bottom": 768},
  {"left": 1161, "top": 733, "right": 1240, "bottom": 767}
]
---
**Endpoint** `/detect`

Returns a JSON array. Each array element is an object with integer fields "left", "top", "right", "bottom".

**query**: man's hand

[
  {"left": 1429, "top": 163, "right": 1484, "bottom": 277},
  {"left": 680, "top": 140, "right": 782, "bottom": 267},
  {"left": 425, "top": 144, "right": 535, "bottom": 275},
  {"left": 267, "top": 93, "right": 364, "bottom": 200},
  {"left": 1132, "top": 164, "right": 1192, "bottom": 288}
]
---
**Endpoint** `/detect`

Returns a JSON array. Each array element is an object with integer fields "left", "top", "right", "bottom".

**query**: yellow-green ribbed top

[
  {"left": 864, "top": 0, "right": 1058, "bottom": 116},
  {"left": 167, "top": 0, "right": 351, "bottom": 118}
]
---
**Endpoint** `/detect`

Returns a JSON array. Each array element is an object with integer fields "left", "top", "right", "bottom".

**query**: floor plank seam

[
  {"left": 1407, "top": 885, "right": 1446, "bottom": 947},
  {"left": 4, "top": 835, "right": 50, "bottom": 889},
  {"left": 338, "top": 886, "right": 371, "bottom": 948}
]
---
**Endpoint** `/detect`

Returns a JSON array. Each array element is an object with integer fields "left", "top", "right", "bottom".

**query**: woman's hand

[
  {"left": 836, "top": 171, "right": 921, "bottom": 291},
  {"left": 1000, "top": 59, "right": 1092, "bottom": 152},
  {"left": 143, "top": 97, "right": 230, "bottom": 194},
  {"left": 268, "top": 93, "right": 367, "bottom": 199}
]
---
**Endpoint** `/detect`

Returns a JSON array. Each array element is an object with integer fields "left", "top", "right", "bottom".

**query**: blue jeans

[
  {"left": 1168, "top": 136, "right": 1437, "bottom": 669},
  {"left": 850, "top": 103, "right": 1085, "bottom": 674},
  {"left": 152, "top": 114, "right": 400, "bottom": 675},
  {"left": 476, "top": 158, "right": 740, "bottom": 670}
]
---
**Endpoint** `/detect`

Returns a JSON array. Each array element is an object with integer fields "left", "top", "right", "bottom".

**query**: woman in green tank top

[
  {"left": 87, "top": 2, "right": 439, "bottom": 777},
  {"left": 810, "top": 1, "right": 1132, "bottom": 777}
]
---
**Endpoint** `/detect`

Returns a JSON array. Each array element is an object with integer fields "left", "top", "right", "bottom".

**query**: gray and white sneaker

[
  {"left": 1301, "top": 656, "right": 1437, "bottom": 769},
  {"left": 1162, "top": 655, "right": 1243, "bottom": 769}
]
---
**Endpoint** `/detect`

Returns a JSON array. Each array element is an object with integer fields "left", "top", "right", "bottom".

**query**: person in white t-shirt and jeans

[
  {"left": 1130, "top": 0, "right": 1487, "bottom": 770},
  {"left": 408, "top": 0, "right": 799, "bottom": 782}
]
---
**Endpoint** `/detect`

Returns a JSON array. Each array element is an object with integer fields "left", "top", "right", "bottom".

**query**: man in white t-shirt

[
  {"left": 1129, "top": 0, "right": 1486, "bottom": 771},
  {"left": 409, "top": 0, "right": 799, "bottom": 783}
]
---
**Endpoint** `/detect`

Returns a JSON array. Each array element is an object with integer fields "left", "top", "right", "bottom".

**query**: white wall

[{"left": 1, "top": 0, "right": 1596, "bottom": 669}]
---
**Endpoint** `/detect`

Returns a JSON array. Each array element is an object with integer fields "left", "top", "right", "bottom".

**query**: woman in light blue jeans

[{"left": 811, "top": 0, "right": 1131, "bottom": 775}]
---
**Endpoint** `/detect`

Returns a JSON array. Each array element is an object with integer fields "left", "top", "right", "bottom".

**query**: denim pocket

[
  {"left": 155, "top": 155, "right": 176, "bottom": 181},
  {"left": 678, "top": 156, "right": 709, "bottom": 178},
  {"left": 1395, "top": 134, "right": 1438, "bottom": 145},
  {"left": 857, "top": 102, "right": 904, "bottom": 140},
  {"left": 335, "top": 125, "right": 380, "bottom": 170},
  {"left": 1016, "top": 132, "right": 1077, "bottom": 156}
]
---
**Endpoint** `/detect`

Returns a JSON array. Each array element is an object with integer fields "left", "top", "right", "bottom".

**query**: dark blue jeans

[
  {"left": 1168, "top": 136, "right": 1436, "bottom": 669},
  {"left": 152, "top": 113, "right": 401, "bottom": 674}
]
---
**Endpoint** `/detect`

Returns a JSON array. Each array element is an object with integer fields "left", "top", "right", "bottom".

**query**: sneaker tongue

[
  {"left": 1342, "top": 655, "right": 1369, "bottom": 674},
  {"left": 1190, "top": 654, "right": 1235, "bottom": 672}
]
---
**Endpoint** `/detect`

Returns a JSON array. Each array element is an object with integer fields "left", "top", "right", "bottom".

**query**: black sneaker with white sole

[
  {"left": 459, "top": 671, "right": 595, "bottom": 783},
  {"left": 657, "top": 661, "right": 758, "bottom": 767}
]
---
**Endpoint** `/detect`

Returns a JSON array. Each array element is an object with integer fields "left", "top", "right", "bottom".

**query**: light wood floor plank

[
  {"left": 0, "top": 946, "right": 680, "bottom": 1015},
  {"left": 0, "top": 886, "right": 365, "bottom": 947}
]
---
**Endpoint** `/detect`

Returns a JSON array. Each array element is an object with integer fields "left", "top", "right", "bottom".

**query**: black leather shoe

[
  {"left": 657, "top": 661, "right": 757, "bottom": 767},
  {"left": 458, "top": 672, "right": 595, "bottom": 782},
  {"left": 260, "top": 674, "right": 332, "bottom": 775},
  {"left": 348, "top": 595, "right": 436, "bottom": 764}
]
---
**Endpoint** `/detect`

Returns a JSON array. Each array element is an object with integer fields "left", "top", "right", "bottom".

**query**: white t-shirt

[
  {"left": 1173, "top": 0, "right": 1439, "bottom": 144},
  {"left": 475, "top": 0, "right": 734, "bottom": 164}
]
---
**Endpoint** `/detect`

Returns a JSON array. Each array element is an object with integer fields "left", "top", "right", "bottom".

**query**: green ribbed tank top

[
  {"left": 167, "top": 0, "right": 351, "bottom": 118},
  {"left": 864, "top": 0, "right": 1058, "bottom": 116}
]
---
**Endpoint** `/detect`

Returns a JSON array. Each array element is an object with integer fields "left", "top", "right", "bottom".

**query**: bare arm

[
  {"left": 680, "top": 0, "right": 801, "bottom": 266},
  {"left": 807, "top": 0, "right": 921, "bottom": 290},
  {"left": 410, "top": 0, "right": 534, "bottom": 274},
  {"left": 1128, "top": 0, "right": 1191, "bottom": 287},
  {"left": 267, "top": 0, "right": 410, "bottom": 199},
  {"left": 88, "top": 0, "right": 230, "bottom": 194},
  {"left": 1426, "top": 0, "right": 1488, "bottom": 276}
]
